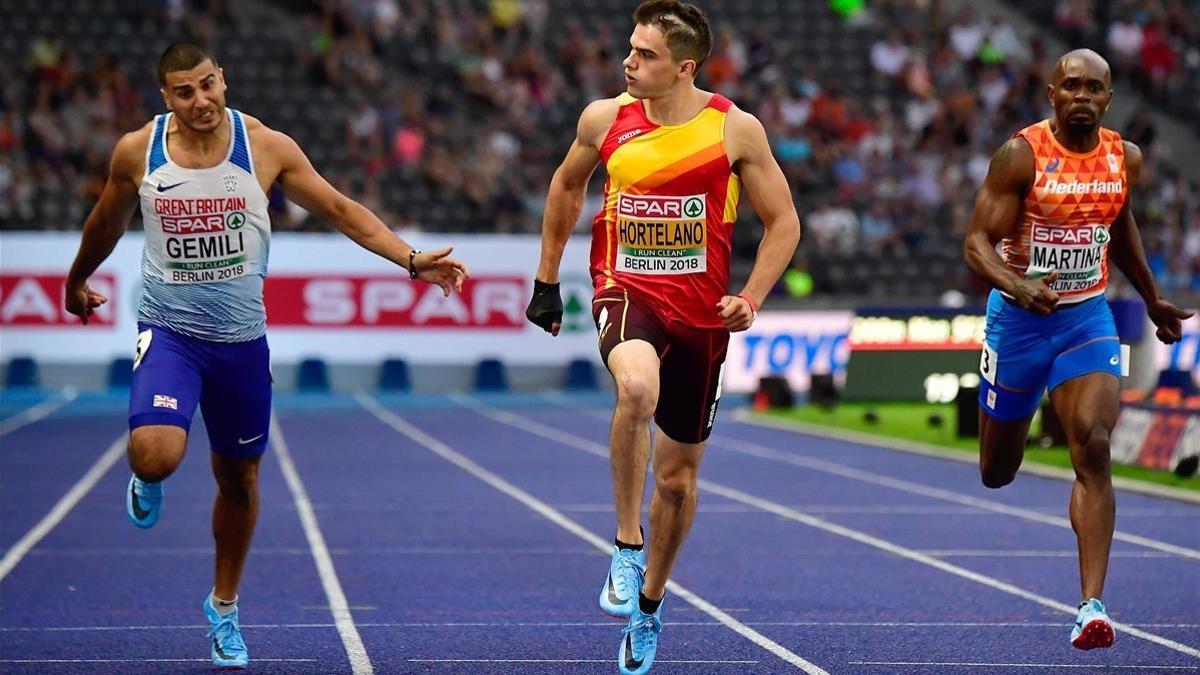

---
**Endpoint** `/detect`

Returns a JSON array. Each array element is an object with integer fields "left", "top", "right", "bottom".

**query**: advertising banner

[
  {"left": 0, "top": 232, "right": 601, "bottom": 364},
  {"left": 723, "top": 311, "right": 854, "bottom": 394}
]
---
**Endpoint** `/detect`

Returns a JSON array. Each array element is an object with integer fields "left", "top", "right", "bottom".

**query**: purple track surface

[{"left": 1, "top": 390, "right": 1197, "bottom": 673}]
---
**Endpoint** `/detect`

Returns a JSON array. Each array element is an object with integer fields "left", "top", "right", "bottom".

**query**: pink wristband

[{"left": 737, "top": 292, "right": 759, "bottom": 313}]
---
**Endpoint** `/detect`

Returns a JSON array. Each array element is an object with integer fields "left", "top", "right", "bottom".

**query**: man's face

[
  {"left": 161, "top": 60, "right": 227, "bottom": 133},
  {"left": 1048, "top": 58, "right": 1112, "bottom": 134},
  {"left": 622, "top": 22, "right": 692, "bottom": 98}
]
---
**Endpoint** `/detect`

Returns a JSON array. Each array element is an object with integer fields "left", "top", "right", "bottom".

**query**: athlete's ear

[
  {"left": 160, "top": 88, "right": 173, "bottom": 112},
  {"left": 678, "top": 59, "right": 697, "bottom": 79}
]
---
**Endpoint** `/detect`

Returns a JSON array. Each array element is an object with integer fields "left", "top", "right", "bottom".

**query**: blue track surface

[{"left": 1, "top": 389, "right": 1197, "bottom": 673}]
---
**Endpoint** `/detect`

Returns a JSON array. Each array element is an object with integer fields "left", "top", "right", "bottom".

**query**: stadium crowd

[{"left": 1, "top": 0, "right": 1197, "bottom": 297}]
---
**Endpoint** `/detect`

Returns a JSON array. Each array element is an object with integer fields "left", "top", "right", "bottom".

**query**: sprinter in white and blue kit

[{"left": 64, "top": 43, "right": 469, "bottom": 669}]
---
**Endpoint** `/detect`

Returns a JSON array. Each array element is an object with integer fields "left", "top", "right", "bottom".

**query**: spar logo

[
  {"left": 617, "top": 193, "right": 706, "bottom": 220},
  {"left": 1032, "top": 224, "right": 1093, "bottom": 246},
  {"left": 264, "top": 275, "right": 528, "bottom": 329},
  {"left": 1031, "top": 224, "right": 1111, "bottom": 246}
]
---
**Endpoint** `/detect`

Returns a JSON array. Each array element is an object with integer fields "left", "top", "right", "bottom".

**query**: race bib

[
  {"left": 158, "top": 202, "right": 254, "bottom": 284},
  {"left": 614, "top": 192, "right": 707, "bottom": 275},
  {"left": 1026, "top": 223, "right": 1109, "bottom": 293}
]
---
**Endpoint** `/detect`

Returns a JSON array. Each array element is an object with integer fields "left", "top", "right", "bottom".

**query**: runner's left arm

[
  {"left": 721, "top": 108, "right": 801, "bottom": 331},
  {"left": 272, "top": 129, "right": 468, "bottom": 296},
  {"left": 1108, "top": 141, "right": 1193, "bottom": 343}
]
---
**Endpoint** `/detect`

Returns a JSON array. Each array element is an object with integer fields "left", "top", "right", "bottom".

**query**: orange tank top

[
  {"left": 1002, "top": 119, "right": 1127, "bottom": 304},
  {"left": 589, "top": 92, "right": 740, "bottom": 328}
]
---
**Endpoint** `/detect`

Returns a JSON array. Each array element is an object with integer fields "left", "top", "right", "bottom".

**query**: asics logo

[
  {"left": 237, "top": 434, "right": 264, "bottom": 445},
  {"left": 156, "top": 181, "right": 188, "bottom": 192},
  {"left": 129, "top": 484, "right": 152, "bottom": 520}
]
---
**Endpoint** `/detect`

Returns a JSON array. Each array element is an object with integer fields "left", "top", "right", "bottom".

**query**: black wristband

[
  {"left": 408, "top": 249, "right": 421, "bottom": 280},
  {"left": 533, "top": 279, "right": 560, "bottom": 294}
]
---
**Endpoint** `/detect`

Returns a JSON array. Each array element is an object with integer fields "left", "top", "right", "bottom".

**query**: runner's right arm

[
  {"left": 963, "top": 137, "right": 1061, "bottom": 315},
  {"left": 527, "top": 99, "right": 617, "bottom": 335},
  {"left": 65, "top": 129, "right": 147, "bottom": 324}
]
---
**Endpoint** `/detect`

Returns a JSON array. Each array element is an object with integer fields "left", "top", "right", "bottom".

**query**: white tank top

[{"left": 138, "top": 108, "right": 270, "bottom": 342}]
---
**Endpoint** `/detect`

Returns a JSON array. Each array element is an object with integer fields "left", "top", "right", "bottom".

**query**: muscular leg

[
  {"left": 606, "top": 340, "right": 660, "bottom": 546},
  {"left": 978, "top": 410, "right": 1034, "bottom": 488},
  {"left": 642, "top": 431, "right": 704, "bottom": 600},
  {"left": 211, "top": 453, "right": 262, "bottom": 600},
  {"left": 1050, "top": 372, "right": 1119, "bottom": 601},
  {"left": 129, "top": 425, "right": 187, "bottom": 482}
]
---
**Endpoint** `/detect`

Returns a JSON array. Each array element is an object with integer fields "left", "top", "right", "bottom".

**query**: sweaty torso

[
  {"left": 589, "top": 92, "right": 741, "bottom": 329},
  {"left": 136, "top": 108, "right": 273, "bottom": 341},
  {"left": 1001, "top": 119, "right": 1128, "bottom": 304}
]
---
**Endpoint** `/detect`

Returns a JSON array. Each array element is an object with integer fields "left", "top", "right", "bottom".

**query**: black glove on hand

[{"left": 525, "top": 279, "right": 563, "bottom": 334}]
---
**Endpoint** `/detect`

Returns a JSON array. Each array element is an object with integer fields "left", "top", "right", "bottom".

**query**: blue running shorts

[
  {"left": 128, "top": 322, "right": 272, "bottom": 458},
  {"left": 978, "top": 290, "right": 1121, "bottom": 422}
]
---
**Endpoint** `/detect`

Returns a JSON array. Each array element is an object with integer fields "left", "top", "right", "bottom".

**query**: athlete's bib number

[{"left": 614, "top": 192, "right": 707, "bottom": 276}]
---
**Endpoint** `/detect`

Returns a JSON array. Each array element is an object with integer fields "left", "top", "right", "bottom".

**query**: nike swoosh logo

[
  {"left": 607, "top": 573, "right": 624, "bottom": 605},
  {"left": 130, "top": 484, "right": 152, "bottom": 520},
  {"left": 624, "top": 633, "right": 643, "bottom": 670},
  {"left": 156, "top": 181, "right": 188, "bottom": 192},
  {"left": 213, "top": 637, "right": 232, "bottom": 661},
  {"left": 237, "top": 434, "right": 264, "bottom": 445}
]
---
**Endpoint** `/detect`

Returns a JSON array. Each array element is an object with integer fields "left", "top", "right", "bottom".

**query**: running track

[{"left": 1, "top": 389, "right": 1197, "bottom": 673}]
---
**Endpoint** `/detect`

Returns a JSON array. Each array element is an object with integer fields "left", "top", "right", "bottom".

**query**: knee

[
  {"left": 615, "top": 372, "right": 658, "bottom": 420},
  {"left": 654, "top": 465, "right": 698, "bottom": 505},
  {"left": 980, "top": 467, "right": 1016, "bottom": 489},
  {"left": 214, "top": 461, "right": 259, "bottom": 506},
  {"left": 979, "top": 452, "right": 1018, "bottom": 488},
  {"left": 128, "top": 429, "right": 186, "bottom": 483},
  {"left": 1074, "top": 429, "right": 1111, "bottom": 480}
]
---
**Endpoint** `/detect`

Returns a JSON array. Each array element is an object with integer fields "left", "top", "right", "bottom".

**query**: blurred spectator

[{"left": 870, "top": 30, "right": 910, "bottom": 80}]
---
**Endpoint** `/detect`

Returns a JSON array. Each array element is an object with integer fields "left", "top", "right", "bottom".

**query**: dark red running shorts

[{"left": 592, "top": 287, "right": 729, "bottom": 443}]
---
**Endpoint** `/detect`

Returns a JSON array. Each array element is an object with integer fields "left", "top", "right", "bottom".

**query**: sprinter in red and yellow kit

[
  {"left": 964, "top": 49, "right": 1192, "bottom": 652},
  {"left": 524, "top": 2, "right": 799, "bottom": 672}
]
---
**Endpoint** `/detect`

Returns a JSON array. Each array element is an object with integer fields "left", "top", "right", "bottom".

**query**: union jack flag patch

[{"left": 153, "top": 394, "right": 178, "bottom": 410}]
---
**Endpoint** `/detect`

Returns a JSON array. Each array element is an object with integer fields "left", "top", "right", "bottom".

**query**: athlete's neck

[
  {"left": 1049, "top": 118, "right": 1100, "bottom": 154},
  {"left": 641, "top": 85, "right": 711, "bottom": 126},
  {"left": 170, "top": 112, "right": 230, "bottom": 159}
]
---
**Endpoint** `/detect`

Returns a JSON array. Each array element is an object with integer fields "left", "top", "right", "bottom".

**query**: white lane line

[
  {"left": 0, "top": 433, "right": 126, "bottom": 582},
  {"left": 408, "top": 659, "right": 759, "bottom": 664},
  {"left": 269, "top": 414, "right": 373, "bottom": 675},
  {"left": 355, "top": 394, "right": 828, "bottom": 675},
  {"left": 467, "top": 398, "right": 1200, "bottom": 660},
  {"left": 708, "top": 434, "right": 1200, "bottom": 560},
  {"left": 699, "top": 480, "right": 1200, "bottom": 660},
  {"left": 917, "top": 550, "right": 1180, "bottom": 558},
  {"left": 0, "top": 387, "right": 78, "bottom": 436},
  {"left": 1, "top": 659, "right": 318, "bottom": 664},
  {"left": 542, "top": 394, "right": 1200, "bottom": 555},
  {"left": 734, "top": 411, "right": 1200, "bottom": 505},
  {"left": 850, "top": 662, "right": 1198, "bottom": 671},
  {"left": 6, "top": 621, "right": 1199, "bottom": 632}
]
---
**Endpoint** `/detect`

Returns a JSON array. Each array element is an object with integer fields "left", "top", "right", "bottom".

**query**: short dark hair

[
  {"left": 157, "top": 42, "right": 217, "bottom": 85},
  {"left": 632, "top": 0, "right": 713, "bottom": 71}
]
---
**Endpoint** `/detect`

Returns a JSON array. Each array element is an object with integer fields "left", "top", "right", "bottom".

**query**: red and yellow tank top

[
  {"left": 1002, "top": 119, "right": 1127, "bottom": 304},
  {"left": 590, "top": 92, "right": 740, "bottom": 328}
]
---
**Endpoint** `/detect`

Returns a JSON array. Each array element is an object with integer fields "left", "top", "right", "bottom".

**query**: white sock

[{"left": 212, "top": 592, "right": 238, "bottom": 616}]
